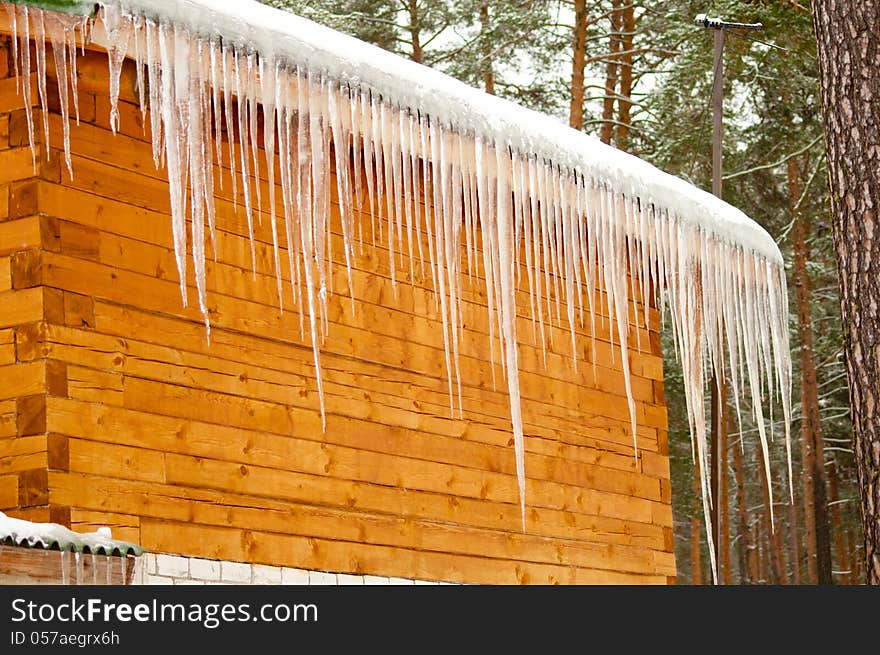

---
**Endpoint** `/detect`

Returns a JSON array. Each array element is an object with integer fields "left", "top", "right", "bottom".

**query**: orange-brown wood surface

[{"left": 0, "top": 35, "right": 675, "bottom": 584}]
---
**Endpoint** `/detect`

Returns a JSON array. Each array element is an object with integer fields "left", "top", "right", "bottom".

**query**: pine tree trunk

[
  {"left": 732, "top": 438, "right": 751, "bottom": 582},
  {"left": 407, "top": 0, "right": 423, "bottom": 63},
  {"left": 757, "top": 446, "right": 789, "bottom": 583},
  {"left": 569, "top": 0, "right": 587, "bottom": 129},
  {"left": 600, "top": 0, "right": 622, "bottom": 144},
  {"left": 812, "top": 0, "right": 880, "bottom": 584},
  {"left": 770, "top": 466, "right": 790, "bottom": 583},
  {"left": 479, "top": 2, "right": 495, "bottom": 95},
  {"left": 828, "top": 456, "right": 849, "bottom": 582},
  {"left": 790, "top": 156, "right": 834, "bottom": 584},
  {"left": 788, "top": 468, "right": 803, "bottom": 584},
  {"left": 615, "top": 1, "right": 635, "bottom": 151},
  {"left": 690, "top": 457, "right": 703, "bottom": 584}
]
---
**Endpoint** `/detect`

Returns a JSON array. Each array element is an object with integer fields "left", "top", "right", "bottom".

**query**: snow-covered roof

[
  {"left": 0, "top": 511, "right": 144, "bottom": 556},
  {"left": 107, "top": 0, "right": 779, "bottom": 264}
]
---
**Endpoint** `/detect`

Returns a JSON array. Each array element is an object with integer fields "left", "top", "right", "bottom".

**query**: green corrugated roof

[{"left": 0, "top": 511, "right": 145, "bottom": 557}]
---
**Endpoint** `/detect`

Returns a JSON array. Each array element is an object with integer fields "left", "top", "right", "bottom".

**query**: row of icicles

[{"left": 2, "top": 2, "right": 792, "bottom": 581}]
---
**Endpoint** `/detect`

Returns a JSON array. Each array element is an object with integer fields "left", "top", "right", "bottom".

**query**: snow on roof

[
  {"left": 0, "top": 511, "right": 145, "bottom": 556},
  {"left": 110, "top": 0, "right": 780, "bottom": 264}
]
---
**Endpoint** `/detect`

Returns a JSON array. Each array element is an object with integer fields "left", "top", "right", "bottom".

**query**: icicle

[
  {"left": 233, "top": 47, "right": 256, "bottom": 275},
  {"left": 259, "top": 53, "right": 283, "bottom": 309},
  {"left": 101, "top": 2, "right": 131, "bottom": 135},
  {"left": 221, "top": 43, "right": 238, "bottom": 212},
  {"left": 296, "top": 66, "right": 326, "bottom": 430},
  {"left": 32, "top": 9, "right": 50, "bottom": 158},
  {"left": 429, "top": 118, "right": 455, "bottom": 416},
  {"left": 157, "top": 21, "right": 188, "bottom": 306},
  {"left": 492, "top": 142, "right": 527, "bottom": 528},
  {"left": 45, "top": 14, "right": 72, "bottom": 178},
  {"left": 145, "top": 18, "right": 163, "bottom": 167},
  {"left": 6, "top": 4, "right": 19, "bottom": 91},
  {"left": 327, "top": 79, "right": 356, "bottom": 308},
  {"left": 132, "top": 13, "right": 146, "bottom": 124},
  {"left": 14, "top": 6, "right": 36, "bottom": 167},
  {"left": 60, "top": 549, "right": 70, "bottom": 585},
  {"left": 74, "top": 551, "right": 83, "bottom": 585}
]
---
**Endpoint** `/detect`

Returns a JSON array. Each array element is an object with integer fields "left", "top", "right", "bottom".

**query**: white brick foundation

[{"left": 137, "top": 553, "right": 455, "bottom": 586}]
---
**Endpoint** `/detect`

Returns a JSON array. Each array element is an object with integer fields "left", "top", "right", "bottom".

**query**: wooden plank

[
  {"left": 0, "top": 361, "right": 44, "bottom": 400},
  {"left": 120, "top": 376, "right": 663, "bottom": 507},
  {"left": 8, "top": 180, "right": 38, "bottom": 220},
  {"left": 140, "top": 518, "right": 666, "bottom": 584},
  {"left": 17, "top": 468, "right": 47, "bottom": 507},
  {"left": 91, "top": 226, "right": 659, "bottom": 391},
  {"left": 0, "top": 328, "right": 14, "bottom": 365},
  {"left": 1, "top": 507, "right": 50, "bottom": 522},
  {"left": 50, "top": 385, "right": 661, "bottom": 512},
  {"left": 38, "top": 323, "right": 668, "bottom": 469},
  {"left": 87, "top": 301, "right": 664, "bottom": 454},
  {"left": 66, "top": 365, "right": 123, "bottom": 405},
  {"left": 49, "top": 462, "right": 667, "bottom": 556},
  {"left": 37, "top": 251, "right": 666, "bottom": 433},
  {"left": 46, "top": 395, "right": 664, "bottom": 523},
  {"left": 69, "top": 509, "right": 141, "bottom": 546},
  {"left": 0, "top": 74, "right": 35, "bottom": 114},
  {"left": 66, "top": 438, "right": 165, "bottom": 484},
  {"left": 0, "top": 216, "right": 42, "bottom": 256},
  {"left": 0, "top": 474, "right": 17, "bottom": 508},
  {"left": 0, "top": 257, "right": 11, "bottom": 293},
  {"left": 0, "top": 400, "right": 15, "bottom": 438},
  {"left": 49, "top": 470, "right": 670, "bottom": 576},
  {"left": 0, "top": 113, "right": 9, "bottom": 150},
  {"left": 16, "top": 395, "right": 46, "bottom": 437},
  {"left": 0, "top": 436, "right": 47, "bottom": 474},
  {"left": 0, "top": 147, "right": 36, "bottom": 186},
  {"left": 160, "top": 445, "right": 663, "bottom": 527}
]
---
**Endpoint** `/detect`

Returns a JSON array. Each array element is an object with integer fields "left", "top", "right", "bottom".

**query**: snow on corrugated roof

[{"left": 0, "top": 511, "right": 144, "bottom": 556}]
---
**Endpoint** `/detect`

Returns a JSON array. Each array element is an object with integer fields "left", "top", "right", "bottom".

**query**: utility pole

[{"left": 695, "top": 13, "right": 763, "bottom": 585}]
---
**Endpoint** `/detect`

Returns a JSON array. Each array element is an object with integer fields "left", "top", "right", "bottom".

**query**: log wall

[{"left": 0, "top": 34, "right": 675, "bottom": 584}]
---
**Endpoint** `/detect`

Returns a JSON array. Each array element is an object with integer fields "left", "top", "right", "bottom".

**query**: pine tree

[{"left": 812, "top": 0, "right": 880, "bottom": 584}]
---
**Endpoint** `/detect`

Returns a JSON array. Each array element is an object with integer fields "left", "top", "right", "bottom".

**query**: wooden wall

[{"left": 0, "top": 34, "right": 675, "bottom": 584}]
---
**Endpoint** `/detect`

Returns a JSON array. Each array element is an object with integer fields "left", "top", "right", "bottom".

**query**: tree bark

[
  {"left": 812, "top": 0, "right": 880, "bottom": 584},
  {"left": 615, "top": 1, "right": 635, "bottom": 151},
  {"left": 569, "top": 0, "right": 588, "bottom": 129},
  {"left": 828, "top": 456, "right": 850, "bottom": 582},
  {"left": 757, "top": 446, "right": 789, "bottom": 583},
  {"left": 479, "top": 1, "right": 494, "bottom": 95},
  {"left": 407, "top": 0, "right": 423, "bottom": 64},
  {"left": 600, "top": 0, "right": 622, "bottom": 144},
  {"left": 732, "top": 437, "right": 752, "bottom": 582}
]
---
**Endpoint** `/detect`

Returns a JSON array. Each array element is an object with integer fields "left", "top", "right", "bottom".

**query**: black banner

[{"left": 0, "top": 585, "right": 873, "bottom": 650}]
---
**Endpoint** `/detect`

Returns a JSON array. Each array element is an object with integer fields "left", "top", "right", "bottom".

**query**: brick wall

[{"left": 139, "top": 553, "right": 454, "bottom": 586}]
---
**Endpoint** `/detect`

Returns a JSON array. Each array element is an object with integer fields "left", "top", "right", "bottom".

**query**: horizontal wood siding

[{"left": 0, "top": 37, "right": 675, "bottom": 583}]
